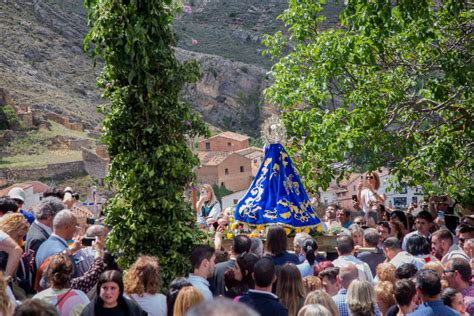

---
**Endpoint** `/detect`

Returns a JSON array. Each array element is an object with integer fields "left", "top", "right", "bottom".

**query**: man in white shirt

[
  {"left": 431, "top": 229, "right": 470, "bottom": 264},
  {"left": 332, "top": 234, "right": 373, "bottom": 282},
  {"left": 187, "top": 245, "right": 216, "bottom": 301},
  {"left": 382, "top": 237, "right": 425, "bottom": 270}
]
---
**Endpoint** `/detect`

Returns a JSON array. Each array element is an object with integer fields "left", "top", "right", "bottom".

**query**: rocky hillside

[{"left": 0, "top": 0, "right": 342, "bottom": 137}]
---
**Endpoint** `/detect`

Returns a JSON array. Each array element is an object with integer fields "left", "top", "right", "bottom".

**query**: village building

[
  {"left": 195, "top": 132, "right": 264, "bottom": 193},
  {"left": 0, "top": 181, "right": 50, "bottom": 209}
]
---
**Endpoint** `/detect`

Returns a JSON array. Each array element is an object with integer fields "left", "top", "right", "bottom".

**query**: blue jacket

[
  {"left": 408, "top": 300, "right": 460, "bottom": 316},
  {"left": 239, "top": 290, "right": 288, "bottom": 316},
  {"left": 35, "top": 234, "right": 68, "bottom": 268}
]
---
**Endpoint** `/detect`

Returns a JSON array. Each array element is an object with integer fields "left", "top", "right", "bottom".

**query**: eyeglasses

[
  {"left": 443, "top": 269, "right": 456, "bottom": 274},
  {"left": 366, "top": 176, "right": 374, "bottom": 179}
]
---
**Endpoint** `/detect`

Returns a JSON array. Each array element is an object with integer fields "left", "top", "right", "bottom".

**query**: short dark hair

[
  {"left": 394, "top": 279, "right": 416, "bottom": 307},
  {"left": 458, "top": 225, "right": 474, "bottom": 236},
  {"left": 232, "top": 234, "right": 251, "bottom": 255},
  {"left": 395, "top": 263, "right": 418, "bottom": 280},
  {"left": 336, "top": 235, "right": 354, "bottom": 255},
  {"left": 0, "top": 197, "right": 19, "bottom": 214},
  {"left": 449, "top": 258, "right": 471, "bottom": 283},
  {"left": 363, "top": 228, "right": 380, "bottom": 247},
  {"left": 441, "top": 288, "right": 460, "bottom": 308},
  {"left": 96, "top": 270, "right": 125, "bottom": 312},
  {"left": 318, "top": 267, "right": 339, "bottom": 282},
  {"left": 415, "top": 211, "right": 433, "bottom": 223},
  {"left": 406, "top": 235, "right": 430, "bottom": 256},
  {"left": 432, "top": 229, "right": 453, "bottom": 244},
  {"left": 14, "top": 299, "right": 59, "bottom": 316},
  {"left": 190, "top": 245, "right": 215, "bottom": 270},
  {"left": 416, "top": 269, "right": 441, "bottom": 297},
  {"left": 382, "top": 237, "right": 401, "bottom": 250},
  {"left": 378, "top": 221, "right": 391, "bottom": 234},
  {"left": 166, "top": 277, "right": 192, "bottom": 316},
  {"left": 265, "top": 225, "right": 287, "bottom": 256},
  {"left": 303, "top": 238, "right": 318, "bottom": 266},
  {"left": 252, "top": 257, "right": 275, "bottom": 288}
]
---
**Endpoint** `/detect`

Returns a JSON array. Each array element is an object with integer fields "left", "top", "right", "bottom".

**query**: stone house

[
  {"left": 198, "top": 131, "right": 249, "bottom": 152},
  {"left": 196, "top": 151, "right": 253, "bottom": 192}
]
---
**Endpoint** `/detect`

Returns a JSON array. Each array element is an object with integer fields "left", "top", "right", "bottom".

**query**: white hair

[
  {"left": 52, "top": 209, "right": 76, "bottom": 230},
  {"left": 294, "top": 232, "right": 312, "bottom": 247}
]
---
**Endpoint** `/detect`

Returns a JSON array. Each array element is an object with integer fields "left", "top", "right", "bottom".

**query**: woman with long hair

[
  {"left": 33, "top": 254, "right": 90, "bottom": 316},
  {"left": 276, "top": 263, "right": 306, "bottom": 316},
  {"left": 304, "top": 290, "right": 339, "bottom": 316},
  {"left": 124, "top": 256, "right": 166, "bottom": 316},
  {"left": 225, "top": 252, "right": 259, "bottom": 298},
  {"left": 357, "top": 171, "right": 385, "bottom": 222},
  {"left": 81, "top": 270, "right": 146, "bottom": 316},
  {"left": 173, "top": 286, "right": 204, "bottom": 316},
  {"left": 265, "top": 225, "right": 299, "bottom": 265},
  {"left": 196, "top": 184, "right": 221, "bottom": 228},
  {"left": 347, "top": 280, "right": 376, "bottom": 316},
  {"left": 297, "top": 238, "right": 319, "bottom": 277}
]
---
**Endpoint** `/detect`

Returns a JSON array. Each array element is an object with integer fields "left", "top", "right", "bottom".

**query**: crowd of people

[{"left": 0, "top": 172, "right": 473, "bottom": 316}]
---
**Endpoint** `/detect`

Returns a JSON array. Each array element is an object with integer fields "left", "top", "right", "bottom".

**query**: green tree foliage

[
  {"left": 84, "top": 0, "right": 208, "bottom": 285},
  {"left": 263, "top": 0, "right": 473, "bottom": 203}
]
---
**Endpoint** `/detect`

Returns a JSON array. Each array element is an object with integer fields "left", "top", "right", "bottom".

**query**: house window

[
  {"left": 221, "top": 182, "right": 225, "bottom": 187},
  {"left": 353, "top": 185, "right": 356, "bottom": 191},
  {"left": 228, "top": 142, "right": 232, "bottom": 147},
  {"left": 240, "top": 166, "right": 244, "bottom": 172},
  {"left": 205, "top": 142, "right": 211, "bottom": 151},
  {"left": 225, "top": 168, "right": 229, "bottom": 175}
]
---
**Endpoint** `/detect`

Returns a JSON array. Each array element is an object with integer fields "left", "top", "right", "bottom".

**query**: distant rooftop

[
  {"left": 198, "top": 151, "right": 232, "bottom": 166},
  {"left": 207, "top": 131, "right": 249, "bottom": 142},
  {"left": 0, "top": 181, "right": 50, "bottom": 197}
]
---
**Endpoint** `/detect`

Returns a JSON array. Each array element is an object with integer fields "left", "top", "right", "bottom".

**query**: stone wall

[
  {"left": 46, "top": 112, "right": 83, "bottom": 131},
  {"left": 0, "top": 161, "right": 85, "bottom": 181},
  {"left": 82, "top": 147, "right": 109, "bottom": 180}
]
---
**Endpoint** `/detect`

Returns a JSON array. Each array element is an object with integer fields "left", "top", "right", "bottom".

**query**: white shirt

[
  {"left": 127, "top": 293, "right": 167, "bottom": 316},
  {"left": 361, "top": 188, "right": 383, "bottom": 214},
  {"left": 441, "top": 244, "right": 470, "bottom": 264},
  {"left": 332, "top": 255, "right": 374, "bottom": 282},
  {"left": 0, "top": 230, "right": 8, "bottom": 241},
  {"left": 389, "top": 251, "right": 425, "bottom": 269},
  {"left": 187, "top": 274, "right": 213, "bottom": 301}
]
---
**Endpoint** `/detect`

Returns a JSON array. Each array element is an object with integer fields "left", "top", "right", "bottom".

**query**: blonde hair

[
  {"left": 0, "top": 212, "right": 28, "bottom": 240},
  {"left": 367, "top": 172, "right": 381, "bottom": 190},
  {"left": 347, "top": 280, "right": 376, "bottom": 316},
  {"left": 173, "top": 286, "right": 204, "bottom": 316},
  {"left": 0, "top": 272, "right": 13, "bottom": 316},
  {"left": 276, "top": 264, "right": 306, "bottom": 316},
  {"left": 376, "top": 263, "right": 396, "bottom": 284},
  {"left": 201, "top": 184, "right": 217, "bottom": 205},
  {"left": 302, "top": 276, "right": 322, "bottom": 293},
  {"left": 375, "top": 281, "right": 396, "bottom": 312},
  {"left": 298, "top": 304, "right": 332, "bottom": 316},
  {"left": 124, "top": 256, "right": 160, "bottom": 296},
  {"left": 304, "top": 290, "right": 340, "bottom": 316}
]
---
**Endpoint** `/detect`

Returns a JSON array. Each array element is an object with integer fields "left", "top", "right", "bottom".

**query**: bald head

[
  {"left": 52, "top": 210, "right": 77, "bottom": 240},
  {"left": 339, "top": 264, "right": 359, "bottom": 289}
]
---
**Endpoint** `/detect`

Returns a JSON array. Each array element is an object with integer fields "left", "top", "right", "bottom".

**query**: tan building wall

[
  {"left": 199, "top": 136, "right": 249, "bottom": 152},
  {"left": 195, "top": 154, "right": 253, "bottom": 192},
  {"left": 195, "top": 165, "right": 219, "bottom": 185},
  {"left": 216, "top": 154, "right": 252, "bottom": 192}
]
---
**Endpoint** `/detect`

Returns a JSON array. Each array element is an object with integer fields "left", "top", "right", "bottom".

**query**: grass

[
  {"left": 0, "top": 150, "right": 82, "bottom": 169},
  {"left": 1, "top": 120, "right": 93, "bottom": 169}
]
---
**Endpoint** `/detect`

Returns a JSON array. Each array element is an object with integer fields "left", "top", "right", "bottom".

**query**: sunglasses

[
  {"left": 354, "top": 221, "right": 365, "bottom": 225},
  {"left": 443, "top": 269, "right": 456, "bottom": 274},
  {"left": 366, "top": 176, "right": 374, "bottom": 179},
  {"left": 13, "top": 199, "right": 24, "bottom": 205}
]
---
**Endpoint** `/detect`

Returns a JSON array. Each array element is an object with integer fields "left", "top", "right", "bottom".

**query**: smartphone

[
  {"left": 438, "top": 210, "right": 444, "bottom": 220},
  {"left": 81, "top": 237, "right": 95, "bottom": 246},
  {"left": 86, "top": 218, "right": 96, "bottom": 225}
]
